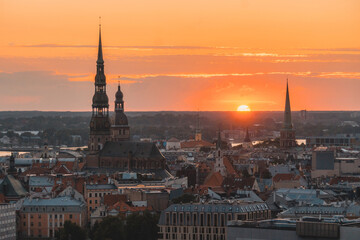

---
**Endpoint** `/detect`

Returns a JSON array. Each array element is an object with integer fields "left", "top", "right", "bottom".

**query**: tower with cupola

[{"left": 111, "top": 83, "right": 130, "bottom": 141}]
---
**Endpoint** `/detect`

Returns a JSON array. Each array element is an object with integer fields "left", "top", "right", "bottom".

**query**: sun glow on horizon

[{"left": 237, "top": 105, "right": 251, "bottom": 112}]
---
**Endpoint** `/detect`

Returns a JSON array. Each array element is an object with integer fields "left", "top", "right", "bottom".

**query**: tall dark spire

[
  {"left": 216, "top": 128, "right": 221, "bottom": 149},
  {"left": 280, "top": 78, "right": 296, "bottom": 148},
  {"left": 89, "top": 22, "right": 111, "bottom": 153},
  {"left": 283, "top": 78, "right": 292, "bottom": 129},
  {"left": 97, "top": 22, "right": 104, "bottom": 65},
  {"left": 244, "top": 127, "right": 251, "bottom": 143}
]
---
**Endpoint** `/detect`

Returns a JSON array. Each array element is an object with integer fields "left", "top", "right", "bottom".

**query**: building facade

[
  {"left": 19, "top": 197, "right": 86, "bottom": 239},
  {"left": 84, "top": 183, "right": 118, "bottom": 220},
  {"left": 158, "top": 202, "right": 271, "bottom": 240},
  {"left": 0, "top": 203, "right": 16, "bottom": 240}
]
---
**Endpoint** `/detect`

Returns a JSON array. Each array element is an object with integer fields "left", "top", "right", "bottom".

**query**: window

[{"left": 70, "top": 214, "right": 73, "bottom": 219}]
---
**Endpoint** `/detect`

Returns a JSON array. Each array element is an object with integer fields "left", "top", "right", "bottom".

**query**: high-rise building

[{"left": 280, "top": 80, "right": 296, "bottom": 148}]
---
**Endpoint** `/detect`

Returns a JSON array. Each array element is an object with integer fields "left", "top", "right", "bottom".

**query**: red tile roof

[
  {"left": 180, "top": 140, "right": 214, "bottom": 149},
  {"left": 21, "top": 167, "right": 51, "bottom": 176},
  {"left": 329, "top": 177, "right": 360, "bottom": 185},
  {"left": 203, "top": 172, "right": 224, "bottom": 187},
  {"left": 223, "top": 157, "right": 238, "bottom": 177},
  {"left": 108, "top": 201, "right": 153, "bottom": 213},
  {"left": 104, "top": 194, "right": 128, "bottom": 207},
  {"left": 272, "top": 173, "right": 299, "bottom": 182}
]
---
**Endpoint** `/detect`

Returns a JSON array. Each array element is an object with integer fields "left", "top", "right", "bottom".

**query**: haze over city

[{"left": 1, "top": 0, "right": 359, "bottom": 111}]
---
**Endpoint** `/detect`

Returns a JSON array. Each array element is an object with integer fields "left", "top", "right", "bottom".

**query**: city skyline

[{"left": 0, "top": 0, "right": 359, "bottom": 111}]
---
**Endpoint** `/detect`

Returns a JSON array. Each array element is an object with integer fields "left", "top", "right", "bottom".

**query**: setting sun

[{"left": 237, "top": 105, "right": 251, "bottom": 112}]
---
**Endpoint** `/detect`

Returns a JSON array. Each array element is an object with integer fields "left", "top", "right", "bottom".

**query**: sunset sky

[{"left": 0, "top": 0, "right": 359, "bottom": 111}]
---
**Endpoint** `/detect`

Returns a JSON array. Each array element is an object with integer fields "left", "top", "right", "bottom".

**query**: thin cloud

[
  {"left": 13, "top": 44, "right": 214, "bottom": 50},
  {"left": 302, "top": 48, "right": 360, "bottom": 52}
]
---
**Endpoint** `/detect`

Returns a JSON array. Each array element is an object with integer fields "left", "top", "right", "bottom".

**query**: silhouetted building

[
  {"left": 88, "top": 24, "right": 111, "bottom": 153},
  {"left": 86, "top": 26, "right": 167, "bottom": 175},
  {"left": 280, "top": 80, "right": 296, "bottom": 148},
  {"left": 7, "top": 154, "right": 17, "bottom": 176}
]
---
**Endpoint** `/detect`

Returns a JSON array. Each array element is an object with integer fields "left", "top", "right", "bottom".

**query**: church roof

[
  {"left": 0, "top": 175, "right": 27, "bottom": 197},
  {"left": 99, "top": 141, "right": 165, "bottom": 159},
  {"left": 203, "top": 172, "right": 224, "bottom": 188}
]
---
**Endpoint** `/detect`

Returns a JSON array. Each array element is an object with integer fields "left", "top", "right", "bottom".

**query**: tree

[
  {"left": 125, "top": 212, "right": 159, "bottom": 240},
  {"left": 92, "top": 216, "right": 125, "bottom": 240},
  {"left": 55, "top": 221, "right": 87, "bottom": 240}
]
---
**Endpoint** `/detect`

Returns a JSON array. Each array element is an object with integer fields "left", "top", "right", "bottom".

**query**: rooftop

[{"left": 23, "top": 196, "right": 84, "bottom": 207}]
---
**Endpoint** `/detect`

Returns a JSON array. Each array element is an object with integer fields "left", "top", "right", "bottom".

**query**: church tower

[
  {"left": 89, "top": 24, "right": 111, "bottom": 152},
  {"left": 280, "top": 79, "right": 296, "bottom": 148},
  {"left": 244, "top": 127, "right": 251, "bottom": 143},
  {"left": 111, "top": 83, "right": 130, "bottom": 141},
  {"left": 195, "top": 111, "right": 202, "bottom": 141},
  {"left": 214, "top": 129, "right": 226, "bottom": 176}
]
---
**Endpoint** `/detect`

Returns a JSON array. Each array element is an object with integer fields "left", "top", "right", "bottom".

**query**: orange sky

[{"left": 0, "top": 0, "right": 359, "bottom": 111}]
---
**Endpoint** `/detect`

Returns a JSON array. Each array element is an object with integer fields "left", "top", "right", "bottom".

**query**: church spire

[
  {"left": 244, "top": 127, "right": 251, "bottom": 143},
  {"left": 280, "top": 78, "right": 296, "bottom": 148},
  {"left": 283, "top": 78, "right": 292, "bottom": 129},
  {"left": 97, "top": 19, "right": 104, "bottom": 65},
  {"left": 216, "top": 128, "right": 221, "bottom": 149}
]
